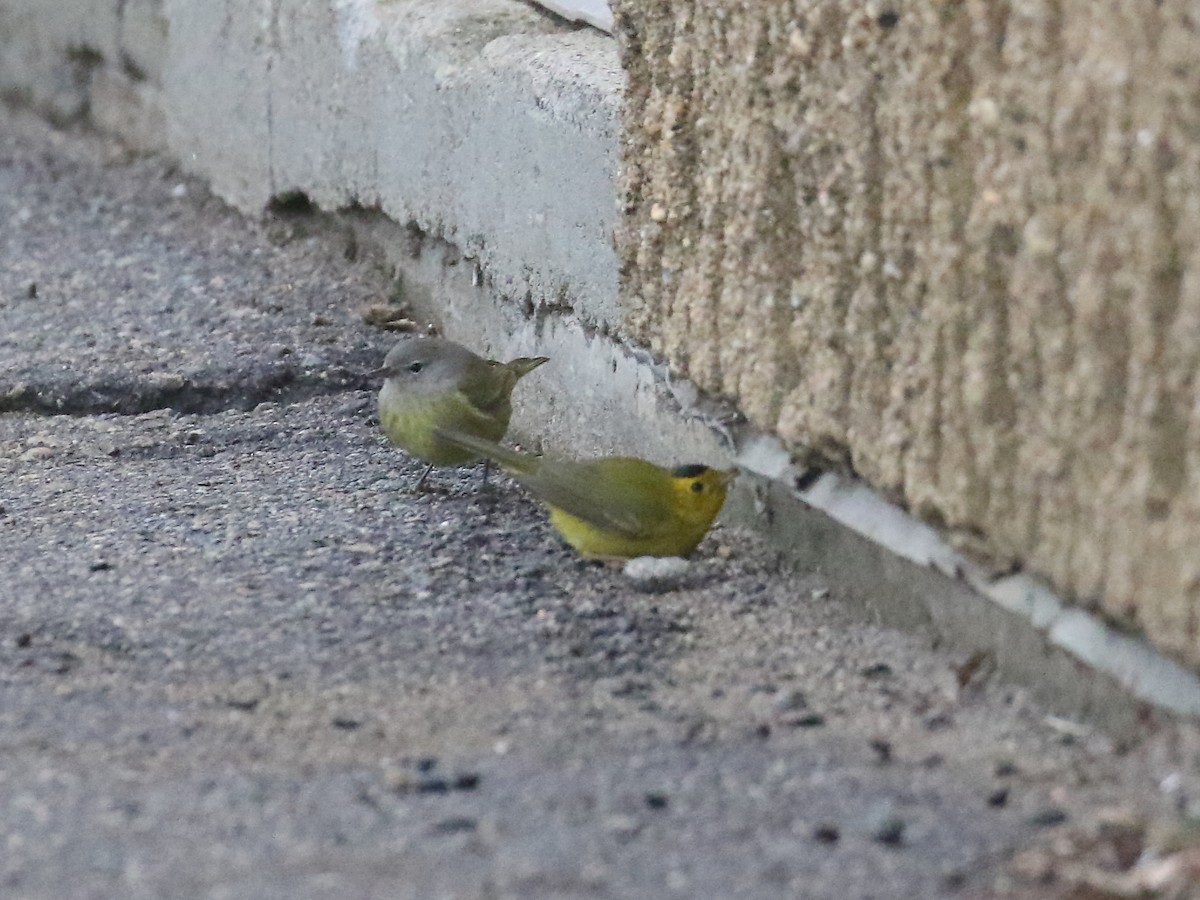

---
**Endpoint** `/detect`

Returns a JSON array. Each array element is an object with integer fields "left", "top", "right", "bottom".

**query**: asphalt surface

[{"left": 1, "top": 105, "right": 1197, "bottom": 900}]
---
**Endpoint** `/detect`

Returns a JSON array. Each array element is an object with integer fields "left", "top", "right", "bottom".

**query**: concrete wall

[{"left": 613, "top": 0, "right": 1200, "bottom": 669}]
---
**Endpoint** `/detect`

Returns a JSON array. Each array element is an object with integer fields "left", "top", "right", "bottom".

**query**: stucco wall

[{"left": 614, "top": 0, "right": 1200, "bottom": 668}]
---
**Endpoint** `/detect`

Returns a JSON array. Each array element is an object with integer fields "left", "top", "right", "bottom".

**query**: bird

[
  {"left": 433, "top": 427, "right": 736, "bottom": 558},
  {"left": 376, "top": 335, "right": 548, "bottom": 490}
]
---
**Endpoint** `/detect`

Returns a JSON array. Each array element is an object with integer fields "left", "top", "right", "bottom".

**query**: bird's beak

[
  {"left": 368, "top": 365, "right": 396, "bottom": 380},
  {"left": 718, "top": 467, "right": 740, "bottom": 487}
]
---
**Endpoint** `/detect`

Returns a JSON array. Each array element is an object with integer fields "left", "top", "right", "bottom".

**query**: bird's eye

[
  {"left": 407, "top": 361, "right": 424, "bottom": 373},
  {"left": 690, "top": 481, "right": 705, "bottom": 494}
]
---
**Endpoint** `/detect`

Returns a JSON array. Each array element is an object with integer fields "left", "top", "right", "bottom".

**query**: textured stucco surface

[{"left": 614, "top": 1, "right": 1200, "bottom": 668}]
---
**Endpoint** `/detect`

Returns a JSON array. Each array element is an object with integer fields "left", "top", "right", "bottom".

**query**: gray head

[{"left": 376, "top": 336, "right": 483, "bottom": 396}]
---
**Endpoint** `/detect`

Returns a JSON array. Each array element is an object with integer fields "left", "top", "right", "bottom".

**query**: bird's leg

[
  {"left": 481, "top": 459, "right": 497, "bottom": 523},
  {"left": 413, "top": 463, "right": 435, "bottom": 492}
]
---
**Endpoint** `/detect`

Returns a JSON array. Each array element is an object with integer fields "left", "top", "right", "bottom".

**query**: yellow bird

[
  {"left": 433, "top": 428, "right": 736, "bottom": 559},
  {"left": 376, "top": 336, "right": 548, "bottom": 489}
]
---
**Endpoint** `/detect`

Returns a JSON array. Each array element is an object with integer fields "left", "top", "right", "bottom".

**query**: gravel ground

[{"left": 1, "top": 104, "right": 1198, "bottom": 900}]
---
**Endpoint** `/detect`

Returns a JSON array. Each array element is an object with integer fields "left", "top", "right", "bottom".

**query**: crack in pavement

[{"left": 0, "top": 355, "right": 381, "bottom": 417}]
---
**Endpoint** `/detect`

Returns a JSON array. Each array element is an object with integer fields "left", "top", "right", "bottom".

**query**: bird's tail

[
  {"left": 432, "top": 428, "right": 540, "bottom": 476},
  {"left": 506, "top": 356, "right": 550, "bottom": 379}
]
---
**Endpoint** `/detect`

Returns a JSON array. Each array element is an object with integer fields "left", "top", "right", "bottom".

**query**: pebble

[
  {"left": 773, "top": 689, "right": 807, "bottom": 713},
  {"left": 623, "top": 556, "right": 691, "bottom": 591}
]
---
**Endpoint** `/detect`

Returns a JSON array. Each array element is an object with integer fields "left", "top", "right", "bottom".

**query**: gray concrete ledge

[{"left": 2, "top": 0, "right": 1197, "bottom": 738}]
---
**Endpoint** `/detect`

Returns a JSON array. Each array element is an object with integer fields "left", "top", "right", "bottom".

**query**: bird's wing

[
  {"left": 433, "top": 427, "right": 540, "bottom": 475},
  {"left": 457, "top": 358, "right": 515, "bottom": 418},
  {"left": 524, "top": 460, "right": 669, "bottom": 540}
]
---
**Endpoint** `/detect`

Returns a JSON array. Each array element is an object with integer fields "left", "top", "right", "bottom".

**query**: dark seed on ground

[
  {"left": 1029, "top": 808, "right": 1068, "bottom": 828},
  {"left": 645, "top": 792, "right": 669, "bottom": 810},
  {"left": 89, "top": 561, "right": 113, "bottom": 572},
  {"left": 869, "top": 739, "right": 892, "bottom": 763},
  {"left": 786, "top": 713, "right": 825, "bottom": 728},
  {"left": 331, "top": 718, "right": 360, "bottom": 731},
  {"left": 994, "top": 761, "right": 1019, "bottom": 777},
  {"left": 416, "top": 757, "right": 438, "bottom": 772},
  {"left": 987, "top": 788, "right": 1009, "bottom": 808},
  {"left": 872, "top": 817, "right": 906, "bottom": 846},
  {"left": 432, "top": 817, "right": 477, "bottom": 834},
  {"left": 861, "top": 663, "right": 893, "bottom": 679},
  {"left": 813, "top": 824, "right": 840, "bottom": 844},
  {"left": 416, "top": 778, "right": 449, "bottom": 794},
  {"left": 15, "top": 633, "right": 32, "bottom": 648},
  {"left": 923, "top": 712, "right": 953, "bottom": 731},
  {"left": 452, "top": 773, "right": 480, "bottom": 791}
]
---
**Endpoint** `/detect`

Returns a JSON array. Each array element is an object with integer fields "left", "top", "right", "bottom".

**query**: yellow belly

[
  {"left": 547, "top": 506, "right": 706, "bottom": 559},
  {"left": 378, "top": 391, "right": 508, "bottom": 466}
]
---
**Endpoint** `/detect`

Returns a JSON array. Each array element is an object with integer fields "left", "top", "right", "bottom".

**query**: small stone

[
  {"left": 604, "top": 814, "right": 641, "bottom": 839},
  {"left": 995, "top": 761, "right": 1019, "bottom": 778},
  {"left": 788, "top": 29, "right": 811, "bottom": 57},
  {"left": 383, "top": 769, "right": 415, "bottom": 793},
  {"left": 1010, "top": 848, "right": 1055, "bottom": 883},
  {"left": 15, "top": 633, "right": 32, "bottom": 648},
  {"left": 623, "top": 556, "right": 690, "bottom": 592},
  {"left": 416, "top": 757, "right": 438, "bottom": 772},
  {"left": 649, "top": 202, "right": 668, "bottom": 222},
  {"left": 773, "top": 689, "right": 807, "bottom": 713},
  {"left": 26, "top": 282, "right": 37, "bottom": 299}
]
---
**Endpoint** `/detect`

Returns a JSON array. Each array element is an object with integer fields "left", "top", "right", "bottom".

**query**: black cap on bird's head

[{"left": 670, "top": 464, "right": 739, "bottom": 494}]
